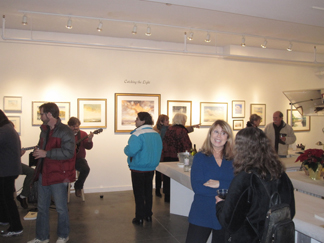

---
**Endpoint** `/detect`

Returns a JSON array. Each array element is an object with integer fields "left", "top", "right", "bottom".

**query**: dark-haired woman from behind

[
  {"left": 0, "top": 110, "right": 23, "bottom": 237},
  {"left": 216, "top": 127, "right": 295, "bottom": 243}
]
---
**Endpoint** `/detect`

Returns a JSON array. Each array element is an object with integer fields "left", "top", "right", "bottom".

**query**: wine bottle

[{"left": 191, "top": 144, "right": 197, "bottom": 156}]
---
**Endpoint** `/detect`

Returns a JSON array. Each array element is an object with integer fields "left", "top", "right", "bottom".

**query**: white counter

[
  {"left": 157, "top": 162, "right": 324, "bottom": 243},
  {"left": 287, "top": 170, "right": 324, "bottom": 198}
]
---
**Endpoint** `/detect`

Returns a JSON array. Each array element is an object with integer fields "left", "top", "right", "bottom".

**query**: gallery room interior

[{"left": 1, "top": 1, "right": 324, "bottom": 242}]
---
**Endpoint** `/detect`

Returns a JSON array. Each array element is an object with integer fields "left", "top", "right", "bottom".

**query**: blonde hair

[
  {"left": 201, "top": 120, "right": 234, "bottom": 160},
  {"left": 172, "top": 113, "right": 187, "bottom": 125}
]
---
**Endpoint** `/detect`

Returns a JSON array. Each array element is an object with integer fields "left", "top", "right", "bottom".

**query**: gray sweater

[{"left": 0, "top": 123, "right": 22, "bottom": 177}]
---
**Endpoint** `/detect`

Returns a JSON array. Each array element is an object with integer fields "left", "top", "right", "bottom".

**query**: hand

[
  {"left": 203, "top": 179, "right": 219, "bottom": 188},
  {"left": 215, "top": 195, "right": 224, "bottom": 204},
  {"left": 20, "top": 149, "right": 26, "bottom": 156},
  {"left": 33, "top": 149, "right": 47, "bottom": 159},
  {"left": 88, "top": 132, "right": 94, "bottom": 142},
  {"left": 193, "top": 123, "right": 201, "bottom": 129}
]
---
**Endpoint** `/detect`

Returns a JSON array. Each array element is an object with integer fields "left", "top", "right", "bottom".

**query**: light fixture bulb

[
  {"left": 66, "top": 18, "right": 72, "bottom": 29},
  {"left": 241, "top": 36, "right": 246, "bottom": 47},
  {"left": 97, "top": 21, "right": 103, "bottom": 32},
  {"left": 261, "top": 39, "right": 267, "bottom": 48},
  {"left": 132, "top": 24, "right": 137, "bottom": 35},
  {"left": 205, "top": 33, "right": 211, "bottom": 43},
  {"left": 22, "top": 15, "right": 28, "bottom": 25},
  {"left": 145, "top": 26, "right": 151, "bottom": 36},
  {"left": 188, "top": 32, "right": 194, "bottom": 41},
  {"left": 287, "top": 42, "right": 293, "bottom": 51}
]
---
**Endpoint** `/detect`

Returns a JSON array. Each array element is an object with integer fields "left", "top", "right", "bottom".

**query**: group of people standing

[
  {"left": 124, "top": 110, "right": 296, "bottom": 243},
  {"left": 0, "top": 104, "right": 296, "bottom": 243},
  {"left": 0, "top": 103, "right": 95, "bottom": 243}
]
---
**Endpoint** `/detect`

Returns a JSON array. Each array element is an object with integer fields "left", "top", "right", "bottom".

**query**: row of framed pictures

[
  {"left": 3, "top": 94, "right": 310, "bottom": 134},
  {"left": 115, "top": 94, "right": 266, "bottom": 133}
]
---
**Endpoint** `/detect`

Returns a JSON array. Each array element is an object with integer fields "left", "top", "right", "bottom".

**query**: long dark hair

[
  {"left": 234, "top": 127, "right": 285, "bottom": 179},
  {"left": 137, "top": 112, "right": 154, "bottom": 125},
  {"left": 155, "top": 114, "right": 169, "bottom": 131},
  {"left": 0, "top": 109, "right": 10, "bottom": 127}
]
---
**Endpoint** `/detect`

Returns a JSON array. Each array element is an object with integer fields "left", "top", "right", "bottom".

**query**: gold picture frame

[
  {"left": 200, "top": 102, "right": 228, "bottom": 126},
  {"left": 32, "top": 101, "right": 70, "bottom": 126},
  {"left": 167, "top": 100, "right": 192, "bottom": 126},
  {"left": 77, "top": 98, "right": 107, "bottom": 128},
  {"left": 115, "top": 93, "right": 161, "bottom": 133}
]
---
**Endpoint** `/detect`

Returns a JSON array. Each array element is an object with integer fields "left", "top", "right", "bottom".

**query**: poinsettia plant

[{"left": 295, "top": 149, "right": 324, "bottom": 172}]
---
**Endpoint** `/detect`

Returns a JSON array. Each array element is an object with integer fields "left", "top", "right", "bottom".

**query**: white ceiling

[{"left": 1, "top": 0, "right": 324, "bottom": 54}]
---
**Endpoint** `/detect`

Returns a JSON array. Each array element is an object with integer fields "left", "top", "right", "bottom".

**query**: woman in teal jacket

[{"left": 124, "top": 112, "right": 162, "bottom": 225}]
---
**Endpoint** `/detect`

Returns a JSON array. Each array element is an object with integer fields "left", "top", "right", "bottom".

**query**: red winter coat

[{"left": 35, "top": 119, "right": 76, "bottom": 186}]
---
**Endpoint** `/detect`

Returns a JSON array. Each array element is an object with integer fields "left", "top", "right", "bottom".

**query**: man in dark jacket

[{"left": 28, "top": 103, "right": 75, "bottom": 243}]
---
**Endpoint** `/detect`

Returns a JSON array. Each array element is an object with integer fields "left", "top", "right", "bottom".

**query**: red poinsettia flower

[{"left": 295, "top": 149, "right": 324, "bottom": 172}]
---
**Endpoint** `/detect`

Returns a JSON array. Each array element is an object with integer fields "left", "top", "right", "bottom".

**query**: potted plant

[{"left": 295, "top": 149, "right": 324, "bottom": 180}]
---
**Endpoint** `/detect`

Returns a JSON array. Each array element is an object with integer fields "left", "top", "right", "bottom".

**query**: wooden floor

[{"left": 1, "top": 191, "right": 189, "bottom": 243}]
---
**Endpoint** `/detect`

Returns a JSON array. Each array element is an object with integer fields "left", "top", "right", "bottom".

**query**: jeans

[
  {"left": 21, "top": 163, "right": 35, "bottom": 197},
  {"left": 131, "top": 171, "right": 154, "bottom": 219},
  {"left": 74, "top": 158, "right": 90, "bottom": 190},
  {"left": 36, "top": 174, "right": 69, "bottom": 240},
  {"left": 0, "top": 175, "right": 23, "bottom": 232}
]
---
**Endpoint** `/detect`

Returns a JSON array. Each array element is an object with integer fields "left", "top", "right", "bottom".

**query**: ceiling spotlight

[
  {"left": 205, "top": 32, "right": 211, "bottom": 43},
  {"left": 97, "top": 21, "right": 103, "bottom": 32},
  {"left": 188, "top": 32, "right": 194, "bottom": 41},
  {"left": 145, "top": 25, "right": 151, "bottom": 36},
  {"left": 261, "top": 39, "right": 267, "bottom": 48},
  {"left": 22, "top": 15, "right": 28, "bottom": 25},
  {"left": 66, "top": 18, "right": 72, "bottom": 29},
  {"left": 132, "top": 24, "right": 137, "bottom": 35},
  {"left": 241, "top": 36, "right": 246, "bottom": 47},
  {"left": 287, "top": 42, "right": 293, "bottom": 51}
]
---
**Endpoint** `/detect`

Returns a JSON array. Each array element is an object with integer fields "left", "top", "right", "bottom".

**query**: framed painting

[
  {"left": 32, "top": 101, "right": 70, "bottom": 126},
  {"left": 233, "top": 120, "right": 244, "bottom": 131},
  {"left": 8, "top": 116, "right": 21, "bottom": 135},
  {"left": 115, "top": 93, "right": 161, "bottom": 133},
  {"left": 250, "top": 104, "right": 266, "bottom": 126},
  {"left": 287, "top": 109, "right": 310, "bottom": 131},
  {"left": 78, "top": 99, "right": 107, "bottom": 128},
  {"left": 232, "top": 100, "right": 245, "bottom": 118},
  {"left": 3, "top": 96, "right": 22, "bottom": 112},
  {"left": 200, "top": 102, "right": 228, "bottom": 126},
  {"left": 167, "top": 100, "right": 192, "bottom": 126}
]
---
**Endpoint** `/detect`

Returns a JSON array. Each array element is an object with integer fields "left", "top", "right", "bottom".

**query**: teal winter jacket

[{"left": 124, "top": 125, "right": 162, "bottom": 171}]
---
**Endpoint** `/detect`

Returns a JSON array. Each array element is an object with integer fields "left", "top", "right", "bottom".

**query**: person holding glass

[
  {"left": 185, "top": 120, "right": 235, "bottom": 243},
  {"left": 216, "top": 127, "right": 295, "bottom": 243}
]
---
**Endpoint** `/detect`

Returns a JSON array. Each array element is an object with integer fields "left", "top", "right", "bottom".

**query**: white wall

[{"left": 1, "top": 38, "right": 323, "bottom": 193}]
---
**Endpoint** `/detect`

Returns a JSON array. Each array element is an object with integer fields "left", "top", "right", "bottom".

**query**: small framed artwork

[
  {"left": 8, "top": 116, "right": 21, "bottom": 135},
  {"left": 78, "top": 99, "right": 107, "bottom": 128},
  {"left": 32, "top": 101, "right": 70, "bottom": 126},
  {"left": 167, "top": 100, "right": 192, "bottom": 126},
  {"left": 3, "top": 96, "right": 22, "bottom": 112},
  {"left": 115, "top": 93, "right": 161, "bottom": 133},
  {"left": 250, "top": 104, "right": 266, "bottom": 126},
  {"left": 287, "top": 109, "right": 311, "bottom": 131},
  {"left": 200, "top": 102, "right": 228, "bottom": 126},
  {"left": 232, "top": 100, "right": 245, "bottom": 118},
  {"left": 233, "top": 120, "right": 244, "bottom": 131}
]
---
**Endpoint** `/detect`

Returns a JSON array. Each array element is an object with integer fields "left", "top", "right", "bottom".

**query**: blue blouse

[{"left": 188, "top": 151, "right": 234, "bottom": 230}]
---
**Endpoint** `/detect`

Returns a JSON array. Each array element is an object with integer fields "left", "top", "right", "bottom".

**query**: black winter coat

[{"left": 216, "top": 171, "right": 295, "bottom": 243}]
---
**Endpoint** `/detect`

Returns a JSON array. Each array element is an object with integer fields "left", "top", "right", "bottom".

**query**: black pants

[
  {"left": 155, "top": 170, "right": 162, "bottom": 191},
  {"left": 185, "top": 223, "right": 225, "bottom": 243},
  {"left": 0, "top": 175, "right": 23, "bottom": 232},
  {"left": 131, "top": 171, "right": 154, "bottom": 219},
  {"left": 75, "top": 158, "right": 90, "bottom": 190}
]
